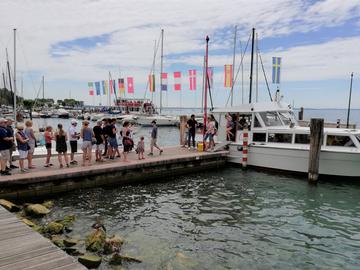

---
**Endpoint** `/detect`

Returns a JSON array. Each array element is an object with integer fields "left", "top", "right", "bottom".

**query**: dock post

[
  {"left": 180, "top": 115, "right": 187, "bottom": 146},
  {"left": 298, "top": 107, "right": 304, "bottom": 121},
  {"left": 242, "top": 128, "right": 248, "bottom": 169},
  {"left": 308, "top": 118, "right": 324, "bottom": 183}
]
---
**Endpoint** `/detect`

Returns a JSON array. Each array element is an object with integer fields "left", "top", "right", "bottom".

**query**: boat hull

[
  {"left": 137, "top": 116, "right": 179, "bottom": 126},
  {"left": 226, "top": 144, "right": 360, "bottom": 178}
]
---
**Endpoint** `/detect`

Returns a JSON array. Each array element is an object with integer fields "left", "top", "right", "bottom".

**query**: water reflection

[{"left": 44, "top": 168, "right": 360, "bottom": 269}]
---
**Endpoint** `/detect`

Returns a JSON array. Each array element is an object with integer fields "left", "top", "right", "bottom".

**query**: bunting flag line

[
  {"left": 109, "top": 80, "right": 114, "bottom": 94},
  {"left": 189, "top": 69, "right": 196, "bottom": 91},
  {"left": 272, "top": 57, "right": 281, "bottom": 84},
  {"left": 224, "top": 64, "right": 233, "bottom": 88},
  {"left": 161, "top": 73, "right": 168, "bottom": 91},
  {"left": 95, "top": 81, "right": 101, "bottom": 96},
  {"left": 127, "top": 77, "right": 134, "bottom": 93},
  {"left": 104, "top": 80, "right": 109, "bottom": 95},
  {"left": 207, "top": 67, "right": 214, "bottom": 89},
  {"left": 118, "top": 78, "right": 125, "bottom": 93},
  {"left": 174, "top": 71, "right": 181, "bottom": 91},
  {"left": 102, "top": 81, "right": 106, "bottom": 95},
  {"left": 88, "top": 82, "right": 94, "bottom": 96},
  {"left": 149, "top": 74, "right": 155, "bottom": 92}
]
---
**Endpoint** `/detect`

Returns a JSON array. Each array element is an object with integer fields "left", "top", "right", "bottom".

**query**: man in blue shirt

[
  {"left": 6, "top": 118, "right": 18, "bottom": 169},
  {"left": 148, "top": 120, "right": 163, "bottom": 156},
  {"left": 0, "top": 118, "right": 13, "bottom": 175}
]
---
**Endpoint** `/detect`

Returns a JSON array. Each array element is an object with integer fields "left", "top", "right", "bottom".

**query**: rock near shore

[
  {"left": 78, "top": 254, "right": 102, "bottom": 268},
  {"left": 24, "top": 204, "right": 50, "bottom": 217}
]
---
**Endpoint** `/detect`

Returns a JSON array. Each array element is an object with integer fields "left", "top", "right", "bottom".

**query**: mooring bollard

[
  {"left": 179, "top": 115, "right": 187, "bottom": 146},
  {"left": 308, "top": 118, "right": 324, "bottom": 183},
  {"left": 242, "top": 128, "right": 248, "bottom": 169}
]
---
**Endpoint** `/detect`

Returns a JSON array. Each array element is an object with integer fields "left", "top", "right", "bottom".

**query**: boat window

[
  {"left": 326, "top": 135, "right": 356, "bottom": 147},
  {"left": 259, "top": 112, "right": 282, "bottom": 126},
  {"left": 295, "top": 134, "right": 310, "bottom": 144},
  {"left": 237, "top": 114, "right": 251, "bottom": 130},
  {"left": 278, "top": 112, "right": 292, "bottom": 126},
  {"left": 253, "top": 133, "right": 266, "bottom": 142},
  {"left": 254, "top": 115, "right": 262, "bottom": 128},
  {"left": 268, "top": 133, "right": 292, "bottom": 143}
]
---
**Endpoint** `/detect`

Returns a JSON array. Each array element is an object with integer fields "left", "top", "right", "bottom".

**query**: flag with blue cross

[{"left": 272, "top": 57, "right": 281, "bottom": 84}]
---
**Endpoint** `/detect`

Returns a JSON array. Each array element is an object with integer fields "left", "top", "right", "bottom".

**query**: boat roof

[{"left": 212, "top": 101, "right": 291, "bottom": 113}]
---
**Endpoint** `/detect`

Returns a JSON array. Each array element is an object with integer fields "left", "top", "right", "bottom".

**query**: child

[
  {"left": 136, "top": 136, "right": 145, "bottom": 160},
  {"left": 44, "top": 126, "right": 53, "bottom": 167}
]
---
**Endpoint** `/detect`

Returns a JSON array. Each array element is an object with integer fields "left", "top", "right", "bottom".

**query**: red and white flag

[
  {"left": 127, "top": 77, "right": 134, "bottom": 93},
  {"left": 174, "top": 71, "right": 181, "bottom": 91},
  {"left": 189, "top": 70, "right": 196, "bottom": 91},
  {"left": 161, "top": 73, "right": 168, "bottom": 91}
]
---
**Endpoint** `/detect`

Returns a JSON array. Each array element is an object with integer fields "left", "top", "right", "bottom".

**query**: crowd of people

[{"left": 0, "top": 118, "right": 164, "bottom": 175}]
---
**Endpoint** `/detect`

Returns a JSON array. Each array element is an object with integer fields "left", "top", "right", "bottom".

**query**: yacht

[
  {"left": 212, "top": 101, "right": 360, "bottom": 178},
  {"left": 136, "top": 115, "right": 179, "bottom": 126}
]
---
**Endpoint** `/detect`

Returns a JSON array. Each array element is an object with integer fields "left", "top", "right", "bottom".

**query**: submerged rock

[
  {"left": 21, "top": 218, "right": 36, "bottom": 227},
  {"left": 0, "top": 199, "right": 21, "bottom": 212},
  {"left": 24, "top": 204, "right": 50, "bottom": 217},
  {"left": 78, "top": 254, "right": 102, "bottom": 268},
  {"left": 51, "top": 235, "right": 65, "bottom": 248},
  {"left": 45, "top": 221, "right": 64, "bottom": 234},
  {"left": 85, "top": 229, "right": 106, "bottom": 252},
  {"left": 42, "top": 200, "right": 54, "bottom": 208},
  {"left": 63, "top": 247, "right": 83, "bottom": 256},
  {"left": 63, "top": 238, "right": 78, "bottom": 247},
  {"left": 57, "top": 215, "right": 75, "bottom": 227},
  {"left": 109, "top": 253, "right": 123, "bottom": 265}
]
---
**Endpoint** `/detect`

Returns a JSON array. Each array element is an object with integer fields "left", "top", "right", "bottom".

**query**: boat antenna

[
  {"left": 249, "top": 28, "right": 255, "bottom": 104},
  {"left": 203, "top": 35, "right": 209, "bottom": 143},
  {"left": 346, "top": 72, "right": 354, "bottom": 128}
]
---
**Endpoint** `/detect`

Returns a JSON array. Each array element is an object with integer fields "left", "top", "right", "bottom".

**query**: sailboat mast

[
  {"left": 42, "top": 75, "right": 45, "bottom": 100},
  {"left": 6, "top": 49, "right": 13, "bottom": 94},
  {"left": 346, "top": 72, "right": 354, "bottom": 128},
  {"left": 203, "top": 36, "right": 209, "bottom": 140},
  {"left": 160, "top": 29, "right": 164, "bottom": 114},
  {"left": 2, "top": 71, "right": 6, "bottom": 89},
  {"left": 249, "top": 28, "right": 255, "bottom": 104},
  {"left": 256, "top": 32, "right": 259, "bottom": 102},
  {"left": 151, "top": 40, "right": 156, "bottom": 104},
  {"left": 201, "top": 56, "right": 205, "bottom": 113},
  {"left": 13, "top": 28, "right": 17, "bottom": 123},
  {"left": 231, "top": 25, "right": 237, "bottom": 106}
]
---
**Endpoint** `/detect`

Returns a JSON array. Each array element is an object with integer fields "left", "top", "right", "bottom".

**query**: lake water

[{"left": 27, "top": 109, "right": 360, "bottom": 269}]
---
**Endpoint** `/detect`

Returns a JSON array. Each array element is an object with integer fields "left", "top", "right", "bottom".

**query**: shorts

[
  {"left": 150, "top": 138, "right": 157, "bottom": 148},
  {"left": 18, "top": 150, "right": 28, "bottom": 160},
  {"left": 96, "top": 143, "right": 104, "bottom": 151},
  {"left": 81, "top": 141, "right": 92, "bottom": 152},
  {"left": 28, "top": 142, "right": 35, "bottom": 154},
  {"left": 0, "top": 149, "right": 10, "bottom": 160},
  {"left": 70, "top": 141, "right": 78, "bottom": 153},
  {"left": 204, "top": 133, "right": 214, "bottom": 141},
  {"left": 45, "top": 143, "right": 52, "bottom": 149},
  {"left": 108, "top": 137, "right": 118, "bottom": 149}
]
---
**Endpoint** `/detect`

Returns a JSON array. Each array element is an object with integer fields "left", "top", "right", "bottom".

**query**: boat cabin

[
  {"left": 212, "top": 102, "right": 360, "bottom": 150},
  {"left": 115, "top": 98, "right": 155, "bottom": 114}
]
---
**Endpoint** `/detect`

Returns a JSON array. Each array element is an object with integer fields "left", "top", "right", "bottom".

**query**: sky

[{"left": 0, "top": 0, "right": 359, "bottom": 109}]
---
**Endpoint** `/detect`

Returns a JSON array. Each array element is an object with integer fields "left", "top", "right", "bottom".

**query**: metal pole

[
  {"left": 203, "top": 36, "right": 209, "bottom": 142},
  {"left": 231, "top": 25, "right": 237, "bottom": 106},
  {"left": 13, "top": 28, "right": 17, "bottom": 123},
  {"left": 151, "top": 40, "right": 156, "bottom": 104},
  {"left": 256, "top": 33, "right": 259, "bottom": 102},
  {"left": 160, "top": 29, "right": 164, "bottom": 114},
  {"left": 201, "top": 56, "right": 205, "bottom": 113},
  {"left": 239, "top": 41, "right": 244, "bottom": 104},
  {"left": 346, "top": 72, "right": 354, "bottom": 128},
  {"left": 249, "top": 28, "right": 255, "bottom": 104},
  {"left": 2, "top": 71, "right": 6, "bottom": 89},
  {"left": 42, "top": 75, "right": 44, "bottom": 100}
]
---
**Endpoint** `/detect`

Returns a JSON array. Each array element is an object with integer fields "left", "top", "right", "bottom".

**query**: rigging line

[
  {"left": 143, "top": 31, "right": 162, "bottom": 99},
  {"left": 257, "top": 48, "right": 273, "bottom": 102},
  {"left": 225, "top": 32, "right": 251, "bottom": 106},
  {"left": 17, "top": 33, "right": 41, "bottom": 99},
  {"left": 207, "top": 72, "right": 214, "bottom": 110}
]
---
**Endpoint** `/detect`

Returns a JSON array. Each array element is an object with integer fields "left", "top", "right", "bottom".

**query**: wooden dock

[
  {"left": 0, "top": 206, "right": 86, "bottom": 270},
  {"left": 0, "top": 146, "right": 228, "bottom": 200}
]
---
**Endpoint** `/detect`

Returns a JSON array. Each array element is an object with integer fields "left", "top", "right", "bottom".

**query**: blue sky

[{"left": 0, "top": 0, "right": 359, "bottom": 108}]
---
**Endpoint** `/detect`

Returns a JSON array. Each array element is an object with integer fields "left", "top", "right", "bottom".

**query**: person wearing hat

[
  {"left": 148, "top": 120, "right": 163, "bottom": 156},
  {"left": 0, "top": 118, "right": 13, "bottom": 175},
  {"left": 5, "top": 118, "right": 18, "bottom": 169},
  {"left": 69, "top": 119, "right": 79, "bottom": 164}
]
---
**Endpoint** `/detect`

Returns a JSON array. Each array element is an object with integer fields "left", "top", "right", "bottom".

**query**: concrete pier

[
  {"left": 0, "top": 206, "right": 86, "bottom": 270},
  {"left": 0, "top": 147, "right": 228, "bottom": 200}
]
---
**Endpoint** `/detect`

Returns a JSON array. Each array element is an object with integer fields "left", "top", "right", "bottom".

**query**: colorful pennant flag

[
  {"left": 149, "top": 74, "right": 155, "bottom": 92},
  {"left": 224, "top": 64, "right": 233, "bottom": 88},
  {"left": 127, "top": 77, "right": 134, "bottom": 93},
  {"left": 174, "top": 72, "right": 181, "bottom": 91},
  {"left": 95, "top": 81, "right": 101, "bottom": 96},
  {"left": 207, "top": 67, "right": 214, "bottom": 89},
  {"left": 161, "top": 73, "right": 168, "bottom": 91},
  {"left": 104, "top": 80, "right": 108, "bottom": 95},
  {"left": 189, "top": 70, "right": 196, "bottom": 91},
  {"left": 102, "top": 81, "right": 106, "bottom": 95},
  {"left": 272, "top": 57, "right": 281, "bottom": 84},
  {"left": 88, "top": 82, "right": 94, "bottom": 96},
  {"left": 118, "top": 78, "right": 125, "bottom": 93}
]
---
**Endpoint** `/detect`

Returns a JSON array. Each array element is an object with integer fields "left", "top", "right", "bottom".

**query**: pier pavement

[
  {"left": 0, "top": 146, "right": 228, "bottom": 200},
  {"left": 0, "top": 206, "right": 86, "bottom": 270}
]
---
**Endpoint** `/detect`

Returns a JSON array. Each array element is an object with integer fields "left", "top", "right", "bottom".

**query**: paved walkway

[{"left": 0, "top": 206, "right": 86, "bottom": 270}]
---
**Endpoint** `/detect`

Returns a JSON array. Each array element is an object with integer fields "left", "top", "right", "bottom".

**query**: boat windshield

[
  {"left": 278, "top": 112, "right": 293, "bottom": 126},
  {"left": 259, "top": 111, "right": 283, "bottom": 127},
  {"left": 356, "top": 135, "right": 360, "bottom": 143}
]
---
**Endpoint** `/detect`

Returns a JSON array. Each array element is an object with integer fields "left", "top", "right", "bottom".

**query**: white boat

[
  {"left": 136, "top": 115, "right": 179, "bottom": 126},
  {"left": 57, "top": 108, "right": 70, "bottom": 118},
  {"left": 212, "top": 101, "right": 360, "bottom": 178}
]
